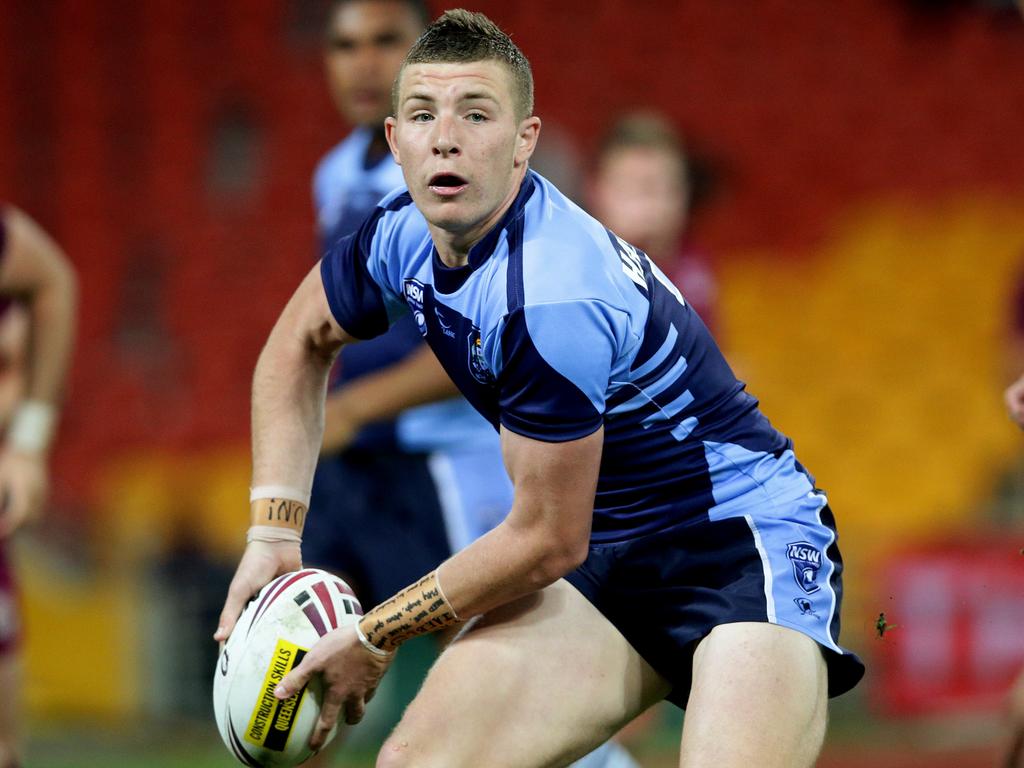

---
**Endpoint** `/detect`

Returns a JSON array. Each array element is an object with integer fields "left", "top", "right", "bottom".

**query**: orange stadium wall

[{"left": 0, "top": 0, "right": 1022, "bottom": 719}]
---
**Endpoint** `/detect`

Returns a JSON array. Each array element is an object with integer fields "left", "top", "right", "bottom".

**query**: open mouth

[{"left": 428, "top": 173, "right": 469, "bottom": 195}]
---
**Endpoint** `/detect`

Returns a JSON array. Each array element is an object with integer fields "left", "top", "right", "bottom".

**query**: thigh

[
  {"left": 378, "top": 579, "right": 671, "bottom": 768},
  {"left": 679, "top": 622, "right": 828, "bottom": 768}
]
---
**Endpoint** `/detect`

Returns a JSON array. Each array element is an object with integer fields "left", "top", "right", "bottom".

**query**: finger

[
  {"left": 310, "top": 691, "right": 344, "bottom": 750},
  {"left": 274, "top": 657, "right": 316, "bottom": 700},
  {"left": 342, "top": 694, "right": 365, "bottom": 726},
  {"left": 214, "top": 577, "right": 256, "bottom": 642}
]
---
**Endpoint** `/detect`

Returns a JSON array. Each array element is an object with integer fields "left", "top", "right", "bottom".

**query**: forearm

[
  {"left": 251, "top": 324, "right": 335, "bottom": 494},
  {"left": 24, "top": 258, "right": 76, "bottom": 406},
  {"left": 329, "top": 344, "right": 458, "bottom": 426},
  {"left": 359, "top": 517, "right": 576, "bottom": 651}
]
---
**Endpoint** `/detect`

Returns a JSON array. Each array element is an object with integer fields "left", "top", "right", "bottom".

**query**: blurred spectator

[
  {"left": 590, "top": 112, "right": 718, "bottom": 332},
  {"left": 0, "top": 204, "right": 77, "bottom": 768}
]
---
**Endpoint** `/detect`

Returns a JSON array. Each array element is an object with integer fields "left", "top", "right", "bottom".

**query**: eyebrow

[{"left": 402, "top": 90, "right": 498, "bottom": 105}]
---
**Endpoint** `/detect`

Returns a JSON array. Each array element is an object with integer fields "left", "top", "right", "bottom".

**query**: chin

[{"left": 414, "top": 198, "right": 471, "bottom": 232}]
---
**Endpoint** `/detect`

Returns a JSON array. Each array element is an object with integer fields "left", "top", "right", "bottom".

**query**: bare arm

[
  {"left": 321, "top": 344, "right": 459, "bottom": 453},
  {"left": 274, "top": 424, "right": 602, "bottom": 741},
  {"left": 361, "top": 426, "right": 602, "bottom": 650},
  {"left": 216, "top": 263, "right": 356, "bottom": 640},
  {"left": 0, "top": 207, "right": 77, "bottom": 409},
  {"left": 435, "top": 425, "right": 600, "bottom": 616},
  {"left": 0, "top": 207, "right": 77, "bottom": 538},
  {"left": 251, "top": 264, "right": 353, "bottom": 488}
]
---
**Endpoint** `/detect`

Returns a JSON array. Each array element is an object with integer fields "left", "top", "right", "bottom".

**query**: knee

[{"left": 375, "top": 736, "right": 425, "bottom": 768}]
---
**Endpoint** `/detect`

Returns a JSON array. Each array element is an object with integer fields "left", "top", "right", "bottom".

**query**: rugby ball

[{"left": 214, "top": 569, "right": 363, "bottom": 767}]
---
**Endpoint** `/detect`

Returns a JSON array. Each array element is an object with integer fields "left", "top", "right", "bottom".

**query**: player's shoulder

[
  {"left": 361, "top": 188, "right": 428, "bottom": 257},
  {"left": 518, "top": 173, "right": 634, "bottom": 310}
]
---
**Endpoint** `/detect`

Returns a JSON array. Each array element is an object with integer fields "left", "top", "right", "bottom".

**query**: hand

[
  {"left": 0, "top": 449, "right": 48, "bottom": 538},
  {"left": 322, "top": 388, "right": 364, "bottom": 454},
  {"left": 273, "top": 626, "right": 393, "bottom": 748},
  {"left": 1007, "top": 373, "right": 1024, "bottom": 429},
  {"left": 214, "top": 540, "right": 302, "bottom": 642}
]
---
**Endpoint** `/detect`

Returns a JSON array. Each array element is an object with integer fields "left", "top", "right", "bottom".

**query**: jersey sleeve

[
  {"left": 498, "top": 299, "right": 627, "bottom": 442},
  {"left": 319, "top": 206, "right": 406, "bottom": 340}
]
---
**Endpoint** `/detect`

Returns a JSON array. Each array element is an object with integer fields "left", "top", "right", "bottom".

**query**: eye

[
  {"left": 466, "top": 112, "right": 487, "bottom": 123},
  {"left": 411, "top": 112, "right": 434, "bottom": 123}
]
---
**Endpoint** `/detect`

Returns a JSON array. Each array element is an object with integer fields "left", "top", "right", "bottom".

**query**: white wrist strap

[
  {"left": 250, "top": 485, "right": 311, "bottom": 506},
  {"left": 246, "top": 525, "right": 302, "bottom": 544},
  {"left": 355, "top": 620, "right": 393, "bottom": 657},
  {"left": 8, "top": 401, "right": 56, "bottom": 454}
]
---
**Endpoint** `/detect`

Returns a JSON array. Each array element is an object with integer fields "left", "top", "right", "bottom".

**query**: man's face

[
  {"left": 324, "top": 1, "right": 422, "bottom": 127},
  {"left": 592, "top": 146, "right": 689, "bottom": 255},
  {"left": 385, "top": 60, "right": 539, "bottom": 239}
]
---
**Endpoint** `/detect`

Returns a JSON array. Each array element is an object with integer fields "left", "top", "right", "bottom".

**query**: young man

[
  {"left": 309, "top": 0, "right": 511, "bottom": 622},
  {"left": 217, "top": 10, "right": 864, "bottom": 767},
  {"left": 0, "top": 205, "right": 77, "bottom": 768},
  {"left": 308, "top": 4, "right": 637, "bottom": 765}
]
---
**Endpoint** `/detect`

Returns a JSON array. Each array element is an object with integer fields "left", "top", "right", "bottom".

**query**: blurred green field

[{"left": 26, "top": 703, "right": 1003, "bottom": 768}]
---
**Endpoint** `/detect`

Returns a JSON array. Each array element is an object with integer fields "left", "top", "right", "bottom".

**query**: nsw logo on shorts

[{"left": 786, "top": 541, "right": 822, "bottom": 594}]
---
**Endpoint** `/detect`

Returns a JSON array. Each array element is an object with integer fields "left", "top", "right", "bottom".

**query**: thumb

[{"left": 275, "top": 656, "right": 315, "bottom": 700}]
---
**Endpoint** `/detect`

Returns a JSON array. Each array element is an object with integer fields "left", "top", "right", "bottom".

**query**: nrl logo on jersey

[
  {"left": 403, "top": 278, "right": 427, "bottom": 337},
  {"left": 786, "top": 541, "right": 822, "bottom": 594},
  {"left": 467, "top": 327, "right": 494, "bottom": 385}
]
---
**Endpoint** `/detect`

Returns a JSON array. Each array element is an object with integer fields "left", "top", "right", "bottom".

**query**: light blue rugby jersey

[
  {"left": 321, "top": 171, "right": 817, "bottom": 542},
  {"left": 314, "top": 127, "right": 496, "bottom": 452}
]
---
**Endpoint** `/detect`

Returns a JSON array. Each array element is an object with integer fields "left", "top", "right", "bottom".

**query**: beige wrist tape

[
  {"left": 246, "top": 526, "right": 303, "bottom": 544},
  {"left": 357, "top": 570, "right": 460, "bottom": 653},
  {"left": 9, "top": 401, "right": 56, "bottom": 454},
  {"left": 249, "top": 486, "right": 308, "bottom": 536}
]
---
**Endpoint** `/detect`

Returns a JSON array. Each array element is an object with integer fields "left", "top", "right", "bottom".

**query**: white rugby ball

[{"left": 214, "top": 569, "right": 363, "bottom": 767}]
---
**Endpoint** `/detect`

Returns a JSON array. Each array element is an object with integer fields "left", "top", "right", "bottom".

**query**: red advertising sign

[{"left": 872, "top": 539, "right": 1024, "bottom": 715}]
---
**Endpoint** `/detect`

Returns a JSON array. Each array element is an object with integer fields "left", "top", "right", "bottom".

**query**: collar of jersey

[{"left": 431, "top": 171, "right": 538, "bottom": 295}]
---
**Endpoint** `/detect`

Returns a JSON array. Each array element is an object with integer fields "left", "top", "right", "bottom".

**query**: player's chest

[{"left": 401, "top": 277, "right": 497, "bottom": 393}]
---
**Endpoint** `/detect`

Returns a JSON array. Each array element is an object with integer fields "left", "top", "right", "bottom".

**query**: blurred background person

[
  {"left": 589, "top": 112, "right": 718, "bottom": 332},
  {"left": 0, "top": 205, "right": 76, "bottom": 768}
]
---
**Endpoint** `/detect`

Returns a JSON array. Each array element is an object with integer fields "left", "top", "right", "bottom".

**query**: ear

[
  {"left": 513, "top": 116, "right": 541, "bottom": 169},
  {"left": 384, "top": 116, "right": 402, "bottom": 166}
]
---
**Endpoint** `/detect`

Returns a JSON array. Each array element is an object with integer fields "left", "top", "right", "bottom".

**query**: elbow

[{"left": 531, "top": 536, "right": 589, "bottom": 587}]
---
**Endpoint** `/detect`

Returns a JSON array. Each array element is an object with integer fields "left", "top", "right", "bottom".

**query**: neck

[{"left": 431, "top": 166, "right": 528, "bottom": 268}]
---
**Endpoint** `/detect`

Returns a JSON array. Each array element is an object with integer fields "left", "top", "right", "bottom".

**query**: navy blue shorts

[
  {"left": 303, "top": 449, "right": 452, "bottom": 607},
  {"left": 565, "top": 501, "right": 865, "bottom": 708}
]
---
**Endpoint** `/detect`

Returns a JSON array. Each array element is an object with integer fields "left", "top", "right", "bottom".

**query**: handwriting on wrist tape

[
  {"left": 358, "top": 571, "right": 458, "bottom": 652},
  {"left": 250, "top": 497, "right": 307, "bottom": 532}
]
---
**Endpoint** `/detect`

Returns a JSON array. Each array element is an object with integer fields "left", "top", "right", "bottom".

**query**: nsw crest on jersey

[
  {"left": 467, "top": 327, "right": 494, "bottom": 385},
  {"left": 403, "top": 278, "right": 428, "bottom": 337},
  {"left": 786, "top": 541, "right": 822, "bottom": 594}
]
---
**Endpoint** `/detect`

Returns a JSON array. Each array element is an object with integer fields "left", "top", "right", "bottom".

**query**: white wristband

[
  {"left": 246, "top": 525, "right": 302, "bottom": 544},
  {"left": 355, "top": 619, "right": 393, "bottom": 658},
  {"left": 8, "top": 401, "right": 56, "bottom": 455},
  {"left": 249, "top": 485, "right": 311, "bottom": 506}
]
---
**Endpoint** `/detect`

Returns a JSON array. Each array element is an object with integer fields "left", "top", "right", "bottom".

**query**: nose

[{"left": 432, "top": 114, "right": 460, "bottom": 157}]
